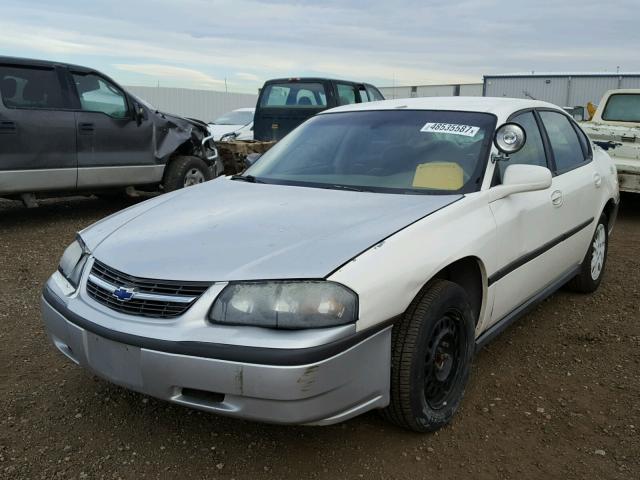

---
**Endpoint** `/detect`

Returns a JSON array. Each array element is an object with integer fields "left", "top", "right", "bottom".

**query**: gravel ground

[{"left": 1, "top": 194, "right": 638, "bottom": 480}]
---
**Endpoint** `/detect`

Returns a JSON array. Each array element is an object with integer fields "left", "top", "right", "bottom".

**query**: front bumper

[{"left": 41, "top": 284, "right": 391, "bottom": 426}]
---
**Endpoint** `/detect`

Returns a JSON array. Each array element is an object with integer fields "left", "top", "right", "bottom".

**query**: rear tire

[
  {"left": 566, "top": 213, "right": 608, "bottom": 293},
  {"left": 381, "top": 279, "right": 475, "bottom": 432},
  {"left": 163, "top": 156, "right": 212, "bottom": 192}
]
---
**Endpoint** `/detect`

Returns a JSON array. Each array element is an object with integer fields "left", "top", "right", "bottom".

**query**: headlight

[
  {"left": 58, "top": 238, "right": 89, "bottom": 288},
  {"left": 210, "top": 281, "right": 357, "bottom": 329}
]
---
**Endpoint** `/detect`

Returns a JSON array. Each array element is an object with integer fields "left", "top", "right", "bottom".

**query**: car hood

[
  {"left": 85, "top": 178, "right": 461, "bottom": 282},
  {"left": 208, "top": 123, "right": 246, "bottom": 140}
]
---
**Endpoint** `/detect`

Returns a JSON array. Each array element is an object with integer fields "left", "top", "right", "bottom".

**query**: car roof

[
  {"left": 263, "top": 77, "right": 371, "bottom": 85},
  {"left": 322, "top": 96, "right": 562, "bottom": 118},
  {"left": 233, "top": 108, "right": 256, "bottom": 112},
  {"left": 0, "top": 55, "right": 95, "bottom": 74}
]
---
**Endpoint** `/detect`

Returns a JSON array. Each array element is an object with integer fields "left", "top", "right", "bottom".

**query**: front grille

[{"left": 86, "top": 259, "right": 210, "bottom": 319}]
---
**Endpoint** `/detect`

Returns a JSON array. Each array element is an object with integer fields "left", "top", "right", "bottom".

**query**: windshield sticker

[{"left": 420, "top": 123, "right": 479, "bottom": 137}]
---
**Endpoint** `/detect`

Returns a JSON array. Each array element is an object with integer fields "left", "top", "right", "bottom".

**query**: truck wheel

[
  {"left": 382, "top": 279, "right": 475, "bottom": 432},
  {"left": 163, "top": 156, "right": 213, "bottom": 192},
  {"left": 566, "top": 213, "right": 608, "bottom": 293}
]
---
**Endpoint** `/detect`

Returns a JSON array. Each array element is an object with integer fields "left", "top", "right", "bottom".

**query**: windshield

[
  {"left": 246, "top": 110, "right": 496, "bottom": 194},
  {"left": 213, "top": 110, "right": 254, "bottom": 125},
  {"left": 602, "top": 94, "right": 640, "bottom": 122}
]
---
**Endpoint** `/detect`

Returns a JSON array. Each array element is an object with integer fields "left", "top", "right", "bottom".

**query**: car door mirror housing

[
  {"left": 133, "top": 103, "right": 145, "bottom": 125},
  {"left": 494, "top": 122, "right": 526, "bottom": 154},
  {"left": 489, "top": 164, "right": 552, "bottom": 201}
]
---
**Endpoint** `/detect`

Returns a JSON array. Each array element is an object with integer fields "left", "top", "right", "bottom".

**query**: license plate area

[{"left": 86, "top": 333, "right": 143, "bottom": 388}]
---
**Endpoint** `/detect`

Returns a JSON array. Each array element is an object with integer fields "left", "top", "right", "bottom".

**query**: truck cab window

[
  {"left": 0, "top": 66, "right": 65, "bottom": 109},
  {"left": 72, "top": 73, "right": 128, "bottom": 118}
]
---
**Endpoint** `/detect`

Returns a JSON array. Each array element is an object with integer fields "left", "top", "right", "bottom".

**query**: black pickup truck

[
  {"left": 253, "top": 77, "right": 384, "bottom": 142},
  {"left": 0, "top": 56, "right": 219, "bottom": 203}
]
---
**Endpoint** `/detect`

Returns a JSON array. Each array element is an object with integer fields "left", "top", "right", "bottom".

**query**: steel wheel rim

[
  {"left": 184, "top": 168, "right": 206, "bottom": 187},
  {"left": 424, "top": 312, "right": 463, "bottom": 410},
  {"left": 590, "top": 223, "right": 606, "bottom": 281}
]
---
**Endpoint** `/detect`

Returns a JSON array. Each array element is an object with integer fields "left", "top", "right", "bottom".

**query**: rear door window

[
  {"left": 0, "top": 65, "right": 66, "bottom": 109},
  {"left": 601, "top": 93, "right": 640, "bottom": 122},
  {"left": 260, "top": 82, "right": 327, "bottom": 108},
  {"left": 71, "top": 72, "right": 128, "bottom": 118},
  {"left": 539, "top": 111, "right": 587, "bottom": 173},
  {"left": 336, "top": 83, "right": 357, "bottom": 105}
]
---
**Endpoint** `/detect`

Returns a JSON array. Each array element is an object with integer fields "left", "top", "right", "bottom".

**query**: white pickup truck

[{"left": 581, "top": 89, "right": 640, "bottom": 193}]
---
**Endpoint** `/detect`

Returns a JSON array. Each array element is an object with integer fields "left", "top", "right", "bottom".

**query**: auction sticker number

[{"left": 420, "top": 123, "right": 479, "bottom": 137}]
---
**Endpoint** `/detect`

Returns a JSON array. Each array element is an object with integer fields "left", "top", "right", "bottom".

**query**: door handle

[
  {"left": 78, "top": 122, "right": 95, "bottom": 134},
  {"left": 593, "top": 172, "right": 602, "bottom": 188},
  {"left": 551, "top": 190, "right": 563, "bottom": 207},
  {"left": 0, "top": 121, "right": 16, "bottom": 133}
]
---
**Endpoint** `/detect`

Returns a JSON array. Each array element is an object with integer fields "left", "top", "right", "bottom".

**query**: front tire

[
  {"left": 163, "top": 156, "right": 213, "bottom": 192},
  {"left": 382, "top": 279, "right": 475, "bottom": 432},
  {"left": 566, "top": 213, "right": 608, "bottom": 293}
]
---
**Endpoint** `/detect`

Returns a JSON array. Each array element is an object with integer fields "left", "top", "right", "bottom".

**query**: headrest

[{"left": 1, "top": 77, "right": 17, "bottom": 98}]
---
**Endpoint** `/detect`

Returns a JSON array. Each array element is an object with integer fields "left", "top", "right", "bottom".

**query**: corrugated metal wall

[
  {"left": 125, "top": 86, "right": 258, "bottom": 123},
  {"left": 484, "top": 75, "right": 640, "bottom": 108},
  {"left": 379, "top": 83, "right": 483, "bottom": 99}
]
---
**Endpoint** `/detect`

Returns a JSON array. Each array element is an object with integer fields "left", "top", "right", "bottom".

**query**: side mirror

[
  {"left": 134, "top": 104, "right": 145, "bottom": 126},
  {"left": 494, "top": 122, "right": 526, "bottom": 155},
  {"left": 488, "top": 164, "right": 552, "bottom": 202},
  {"left": 244, "top": 152, "right": 262, "bottom": 170}
]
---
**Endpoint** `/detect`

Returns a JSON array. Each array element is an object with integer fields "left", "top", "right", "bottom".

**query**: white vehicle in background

[
  {"left": 42, "top": 97, "right": 618, "bottom": 432},
  {"left": 581, "top": 89, "right": 640, "bottom": 193},
  {"left": 207, "top": 107, "right": 254, "bottom": 141}
]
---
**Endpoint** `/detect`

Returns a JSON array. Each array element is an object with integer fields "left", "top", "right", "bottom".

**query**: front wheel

[
  {"left": 566, "top": 213, "right": 608, "bottom": 293},
  {"left": 382, "top": 279, "right": 475, "bottom": 432},
  {"left": 163, "top": 156, "right": 213, "bottom": 192}
]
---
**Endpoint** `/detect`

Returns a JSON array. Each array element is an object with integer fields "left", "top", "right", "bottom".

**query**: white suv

[{"left": 42, "top": 97, "right": 619, "bottom": 432}]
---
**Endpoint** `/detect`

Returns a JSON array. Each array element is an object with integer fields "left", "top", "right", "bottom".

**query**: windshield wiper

[
  {"left": 325, "top": 184, "right": 369, "bottom": 192},
  {"left": 230, "top": 174, "right": 264, "bottom": 183}
]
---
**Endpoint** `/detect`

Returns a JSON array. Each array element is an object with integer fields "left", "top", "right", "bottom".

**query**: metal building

[
  {"left": 483, "top": 73, "right": 640, "bottom": 109},
  {"left": 379, "top": 83, "right": 483, "bottom": 99},
  {"left": 125, "top": 86, "right": 258, "bottom": 123}
]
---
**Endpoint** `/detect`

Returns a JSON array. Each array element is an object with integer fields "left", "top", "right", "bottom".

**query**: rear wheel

[
  {"left": 163, "top": 156, "right": 212, "bottom": 192},
  {"left": 566, "top": 213, "right": 608, "bottom": 293},
  {"left": 382, "top": 279, "right": 475, "bottom": 432}
]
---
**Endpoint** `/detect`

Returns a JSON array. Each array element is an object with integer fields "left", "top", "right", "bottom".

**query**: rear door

[
  {"left": 0, "top": 63, "right": 76, "bottom": 195},
  {"left": 537, "top": 109, "right": 600, "bottom": 264},
  {"left": 67, "top": 70, "right": 159, "bottom": 189},
  {"left": 254, "top": 80, "right": 331, "bottom": 141}
]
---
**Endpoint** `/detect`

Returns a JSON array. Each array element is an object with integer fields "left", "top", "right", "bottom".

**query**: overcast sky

[{"left": 1, "top": 0, "right": 638, "bottom": 93}]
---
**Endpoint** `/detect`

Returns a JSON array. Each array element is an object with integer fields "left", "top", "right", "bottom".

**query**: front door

[
  {"left": 68, "top": 70, "right": 159, "bottom": 189},
  {"left": 0, "top": 63, "right": 76, "bottom": 195},
  {"left": 487, "top": 111, "right": 570, "bottom": 326}
]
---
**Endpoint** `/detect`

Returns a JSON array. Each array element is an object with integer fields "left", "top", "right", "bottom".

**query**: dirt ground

[{"left": 0, "top": 193, "right": 638, "bottom": 480}]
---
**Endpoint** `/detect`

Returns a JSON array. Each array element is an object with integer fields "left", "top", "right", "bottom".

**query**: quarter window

[
  {"left": 72, "top": 73, "right": 128, "bottom": 118},
  {"left": 499, "top": 111, "right": 548, "bottom": 180},
  {"left": 337, "top": 83, "right": 357, "bottom": 105},
  {"left": 358, "top": 86, "right": 370, "bottom": 103},
  {"left": 539, "top": 111, "right": 587, "bottom": 172},
  {"left": 0, "top": 66, "right": 65, "bottom": 109}
]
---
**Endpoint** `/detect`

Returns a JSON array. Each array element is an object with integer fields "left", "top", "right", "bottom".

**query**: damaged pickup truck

[
  {"left": 0, "top": 56, "right": 219, "bottom": 205},
  {"left": 581, "top": 89, "right": 640, "bottom": 193}
]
